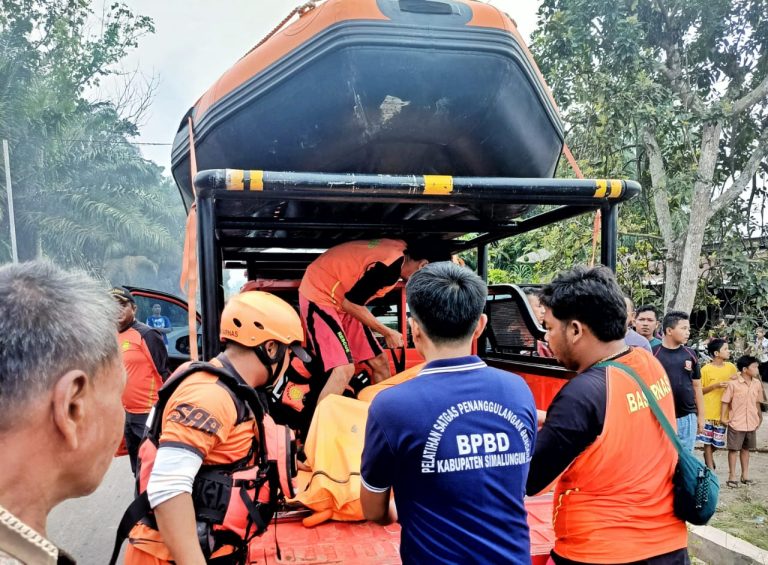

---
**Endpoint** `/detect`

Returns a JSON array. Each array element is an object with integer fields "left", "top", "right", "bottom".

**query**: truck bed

[{"left": 249, "top": 494, "right": 554, "bottom": 564}]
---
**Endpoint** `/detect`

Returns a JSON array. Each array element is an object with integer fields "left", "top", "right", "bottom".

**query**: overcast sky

[{"left": 97, "top": 1, "right": 541, "bottom": 173}]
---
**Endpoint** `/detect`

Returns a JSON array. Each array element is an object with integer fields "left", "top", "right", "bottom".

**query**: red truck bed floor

[{"left": 249, "top": 494, "right": 553, "bottom": 564}]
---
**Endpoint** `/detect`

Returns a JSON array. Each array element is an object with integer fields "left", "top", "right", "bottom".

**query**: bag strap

[
  {"left": 595, "top": 360, "right": 684, "bottom": 455},
  {"left": 108, "top": 492, "right": 151, "bottom": 565},
  {"left": 390, "top": 347, "right": 406, "bottom": 374}
]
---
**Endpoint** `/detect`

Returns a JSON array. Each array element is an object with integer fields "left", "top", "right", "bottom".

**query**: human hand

[
  {"left": 384, "top": 329, "right": 404, "bottom": 349},
  {"left": 697, "top": 420, "right": 704, "bottom": 435},
  {"left": 719, "top": 382, "right": 729, "bottom": 389}
]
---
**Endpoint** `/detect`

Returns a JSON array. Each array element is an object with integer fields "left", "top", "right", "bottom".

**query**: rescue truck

[{"left": 133, "top": 1, "right": 641, "bottom": 562}]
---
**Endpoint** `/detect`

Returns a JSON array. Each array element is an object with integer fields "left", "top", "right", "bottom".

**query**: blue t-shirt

[
  {"left": 145, "top": 315, "right": 171, "bottom": 345},
  {"left": 361, "top": 356, "right": 536, "bottom": 564}
]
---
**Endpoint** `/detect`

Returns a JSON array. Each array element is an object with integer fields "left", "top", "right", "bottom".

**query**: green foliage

[
  {"left": 0, "top": 1, "right": 184, "bottom": 292},
  {"left": 526, "top": 0, "right": 768, "bottom": 322}
]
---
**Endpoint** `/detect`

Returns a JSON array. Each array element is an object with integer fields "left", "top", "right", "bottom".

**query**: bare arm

[
  {"left": 693, "top": 379, "right": 705, "bottom": 433},
  {"left": 341, "top": 298, "right": 402, "bottom": 348},
  {"left": 361, "top": 486, "right": 395, "bottom": 525},
  {"left": 153, "top": 493, "right": 206, "bottom": 565},
  {"left": 720, "top": 401, "right": 730, "bottom": 424}
]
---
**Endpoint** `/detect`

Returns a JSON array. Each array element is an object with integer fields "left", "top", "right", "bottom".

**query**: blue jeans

[{"left": 676, "top": 413, "right": 697, "bottom": 453}]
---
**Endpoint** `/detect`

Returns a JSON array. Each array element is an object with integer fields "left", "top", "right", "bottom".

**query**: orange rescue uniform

[
  {"left": 551, "top": 349, "right": 687, "bottom": 562},
  {"left": 125, "top": 360, "right": 258, "bottom": 564},
  {"left": 119, "top": 325, "right": 164, "bottom": 414},
  {"left": 298, "top": 238, "right": 406, "bottom": 310}
]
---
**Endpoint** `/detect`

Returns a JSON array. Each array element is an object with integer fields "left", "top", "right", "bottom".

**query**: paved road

[
  {"left": 43, "top": 411, "right": 768, "bottom": 565},
  {"left": 47, "top": 456, "right": 134, "bottom": 565}
]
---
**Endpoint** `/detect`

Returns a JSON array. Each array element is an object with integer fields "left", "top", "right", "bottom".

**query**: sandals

[
  {"left": 740, "top": 479, "right": 755, "bottom": 485},
  {"left": 726, "top": 480, "right": 740, "bottom": 488}
]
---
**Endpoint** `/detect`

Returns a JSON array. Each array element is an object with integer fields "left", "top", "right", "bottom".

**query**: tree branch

[
  {"left": 730, "top": 73, "right": 768, "bottom": 116},
  {"left": 657, "top": 41, "right": 706, "bottom": 115},
  {"left": 709, "top": 127, "right": 768, "bottom": 217},
  {"left": 641, "top": 126, "right": 676, "bottom": 250}
]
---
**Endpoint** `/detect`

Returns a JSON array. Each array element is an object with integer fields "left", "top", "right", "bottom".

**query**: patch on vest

[{"left": 168, "top": 403, "right": 223, "bottom": 434}]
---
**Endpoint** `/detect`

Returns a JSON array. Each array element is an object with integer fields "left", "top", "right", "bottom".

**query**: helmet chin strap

[{"left": 253, "top": 342, "right": 289, "bottom": 389}]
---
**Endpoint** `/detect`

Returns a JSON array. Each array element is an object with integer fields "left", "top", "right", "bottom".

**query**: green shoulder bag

[{"left": 596, "top": 360, "right": 719, "bottom": 525}]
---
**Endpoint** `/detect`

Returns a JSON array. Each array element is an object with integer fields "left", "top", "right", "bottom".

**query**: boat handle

[{"left": 399, "top": 0, "right": 454, "bottom": 15}]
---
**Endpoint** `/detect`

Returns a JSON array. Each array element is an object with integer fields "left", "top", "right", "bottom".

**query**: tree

[
  {"left": 0, "top": 1, "right": 186, "bottom": 291},
  {"left": 533, "top": 0, "right": 768, "bottom": 313}
]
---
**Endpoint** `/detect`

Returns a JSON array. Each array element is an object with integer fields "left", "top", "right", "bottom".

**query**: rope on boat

[{"left": 243, "top": 1, "right": 318, "bottom": 58}]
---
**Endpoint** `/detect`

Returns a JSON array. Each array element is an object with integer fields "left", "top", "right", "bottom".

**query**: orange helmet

[{"left": 220, "top": 291, "right": 305, "bottom": 354}]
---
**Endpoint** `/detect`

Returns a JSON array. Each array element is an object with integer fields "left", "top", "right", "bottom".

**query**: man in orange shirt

[
  {"left": 111, "top": 287, "right": 169, "bottom": 475},
  {"left": 528, "top": 266, "right": 687, "bottom": 564},
  {"left": 299, "top": 238, "right": 451, "bottom": 403},
  {"left": 123, "top": 291, "right": 308, "bottom": 565},
  {"left": 721, "top": 355, "right": 765, "bottom": 487}
]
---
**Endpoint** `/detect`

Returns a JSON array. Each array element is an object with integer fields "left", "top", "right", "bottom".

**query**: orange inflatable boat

[{"left": 171, "top": 0, "right": 564, "bottom": 207}]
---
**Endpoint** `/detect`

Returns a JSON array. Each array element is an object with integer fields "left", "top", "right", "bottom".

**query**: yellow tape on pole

[
  {"left": 423, "top": 175, "right": 453, "bottom": 194},
  {"left": 593, "top": 179, "right": 608, "bottom": 198},
  {"left": 227, "top": 169, "right": 244, "bottom": 190}
]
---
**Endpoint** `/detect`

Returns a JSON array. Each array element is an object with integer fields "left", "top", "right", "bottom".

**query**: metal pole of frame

[
  {"left": 476, "top": 244, "right": 490, "bottom": 355},
  {"left": 3, "top": 140, "right": 18, "bottom": 263},
  {"left": 477, "top": 244, "right": 488, "bottom": 282},
  {"left": 600, "top": 204, "right": 618, "bottom": 272},
  {"left": 197, "top": 192, "right": 221, "bottom": 359}
]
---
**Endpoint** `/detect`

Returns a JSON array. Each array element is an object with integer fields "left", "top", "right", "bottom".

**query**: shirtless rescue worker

[
  {"left": 123, "top": 291, "right": 309, "bottom": 565},
  {"left": 298, "top": 238, "right": 451, "bottom": 403}
]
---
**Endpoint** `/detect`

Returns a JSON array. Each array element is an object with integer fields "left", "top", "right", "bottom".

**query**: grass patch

[{"left": 710, "top": 491, "right": 768, "bottom": 550}]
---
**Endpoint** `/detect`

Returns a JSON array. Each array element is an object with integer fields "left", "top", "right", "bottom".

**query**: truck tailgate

[{"left": 249, "top": 494, "right": 554, "bottom": 564}]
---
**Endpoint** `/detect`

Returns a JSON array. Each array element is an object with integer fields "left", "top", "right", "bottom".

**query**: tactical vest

[{"left": 110, "top": 361, "right": 296, "bottom": 565}]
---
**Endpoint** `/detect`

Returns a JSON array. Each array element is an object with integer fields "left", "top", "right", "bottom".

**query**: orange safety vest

[
  {"left": 552, "top": 349, "right": 687, "bottom": 563},
  {"left": 298, "top": 239, "right": 406, "bottom": 310},
  {"left": 119, "top": 326, "right": 163, "bottom": 414}
]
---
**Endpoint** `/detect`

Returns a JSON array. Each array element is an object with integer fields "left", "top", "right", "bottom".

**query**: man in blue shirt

[
  {"left": 145, "top": 303, "right": 172, "bottom": 346},
  {"left": 360, "top": 262, "right": 536, "bottom": 564}
]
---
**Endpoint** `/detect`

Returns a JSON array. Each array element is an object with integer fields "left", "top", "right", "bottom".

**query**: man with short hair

[
  {"left": 146, "top": 304, "right": 172, "bottom": 346},
  {"left": 635, "top": 304, "right": 662, "bottom": 348},
  {"left": 361, "top": 262, "right": 536, "bottom": 563},
  {"left": 653, "top": 310, "right": 704, "bottom": 452},
  {"left": 528, "top": 266, "right": 687, "bottom": 564},
  {"left": 111, "top": 286, "right": 169, "bottom": 475},
  {"left": 124, "top": 291, "right": 310, "bottom": 564},
  {"left": 623, "top": 296, "right": 652, "bottom": 352},
  {"left": 299, "top": 238, "right": 452, "bottom": 403},
  {"left": 721, "top": 355, "right": 765, "bottom": 487},
  {"left": 0, "top": 261, "right": 125, "bottom": 564}
]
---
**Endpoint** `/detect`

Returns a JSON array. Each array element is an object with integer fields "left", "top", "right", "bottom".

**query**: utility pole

[{"left": 3, "top": 139, "right": 18, "bottom": 263}]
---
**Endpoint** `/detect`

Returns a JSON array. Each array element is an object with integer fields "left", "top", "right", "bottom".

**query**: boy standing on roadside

[
  {"left": 697, "top": 338, "right": 737, "bottom": 470},
  {"left": 721, "top": 355, "right": 765, "bottom": 487},
  {"left": 653, "top": 311, "right": 704, "bottom": 452}
]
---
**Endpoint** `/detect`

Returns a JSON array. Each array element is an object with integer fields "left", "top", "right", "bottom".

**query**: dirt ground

[{"left": 705, "top": 418, "right": 768, "bottom": 551}]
